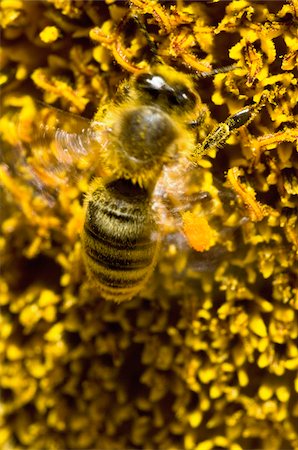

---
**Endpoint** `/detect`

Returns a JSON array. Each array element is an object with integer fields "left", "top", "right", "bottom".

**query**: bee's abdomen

[{"left": 82, "top": 180, "right": 160, "bottom": 301}]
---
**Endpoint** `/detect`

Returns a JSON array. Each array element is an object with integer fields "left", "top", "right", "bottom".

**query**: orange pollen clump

[{"left": 182, "top": 211, "right": 217, "bottom": 252}]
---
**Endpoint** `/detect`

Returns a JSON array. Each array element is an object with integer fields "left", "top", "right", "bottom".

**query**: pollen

[
  {"left": 39, "top": 26, "right": 60, "bottom": 44},
  {"left": 182, "top": 211, "right": 217, "bottom": 252}
]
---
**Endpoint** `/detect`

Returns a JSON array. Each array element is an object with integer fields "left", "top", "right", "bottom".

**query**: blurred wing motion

[
  {"left": 0, "top": 96, "right": 109, "bottom": 204},
  {"left": 153, "top": 157, "right": 248, "bottom": 274}
]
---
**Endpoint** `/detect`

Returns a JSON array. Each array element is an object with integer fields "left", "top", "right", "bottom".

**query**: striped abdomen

[{"left": 82, "top": 179, "right": 160, "bottom": 302}]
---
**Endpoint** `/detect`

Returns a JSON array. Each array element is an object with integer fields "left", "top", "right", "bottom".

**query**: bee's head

[{"left": 134, "top": 66, "right": 199, "bottom": 114}]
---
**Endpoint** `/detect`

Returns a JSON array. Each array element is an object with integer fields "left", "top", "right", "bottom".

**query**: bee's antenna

[
  {"left": 193, "top": 63, "right": 240, "bottom": 79},
  {"left": 130, "top": 14, "right": 165, "bottom": 65},
  {"left": 115, "top": 9, "right": 165, "bottom": 68}
]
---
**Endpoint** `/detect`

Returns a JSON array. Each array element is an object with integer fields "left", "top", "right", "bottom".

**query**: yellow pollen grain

[
  {"left": 182, "top": 211, "right": 217, "bottom": 252},
  {"left": 39, "top": 26, "right": 60, "bottom": 44}
]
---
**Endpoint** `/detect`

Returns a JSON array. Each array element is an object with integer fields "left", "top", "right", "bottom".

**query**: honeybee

[{"left": 1, "top": 64, "right": 253, "bottom": 302}]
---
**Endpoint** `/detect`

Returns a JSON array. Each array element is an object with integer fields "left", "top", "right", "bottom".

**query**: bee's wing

[
  {"left": 0, "top": 98, "right": 109, "bottom": 204},
  {"left": 153, "top": 157, "right": 248, "bottom": 273}
]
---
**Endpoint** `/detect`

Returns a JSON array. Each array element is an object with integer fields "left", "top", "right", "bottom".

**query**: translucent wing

[
  {"left": 153, "top": 157, "right": 249, "bottom": 275},
  {"left": 0, "top": 96, "right": 109, "bottom": 205}
]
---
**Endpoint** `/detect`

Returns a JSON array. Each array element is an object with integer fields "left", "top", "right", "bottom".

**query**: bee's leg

[
  {"left": 192, "top": 106, "right": 253, "bottom": 162},
  {"left": 187, "top": 107, "right": 208, "bottom": 129}
]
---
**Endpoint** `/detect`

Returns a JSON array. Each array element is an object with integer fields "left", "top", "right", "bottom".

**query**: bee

[{"left": 1, "top": 64, "right": 253, "bottom": 302}]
